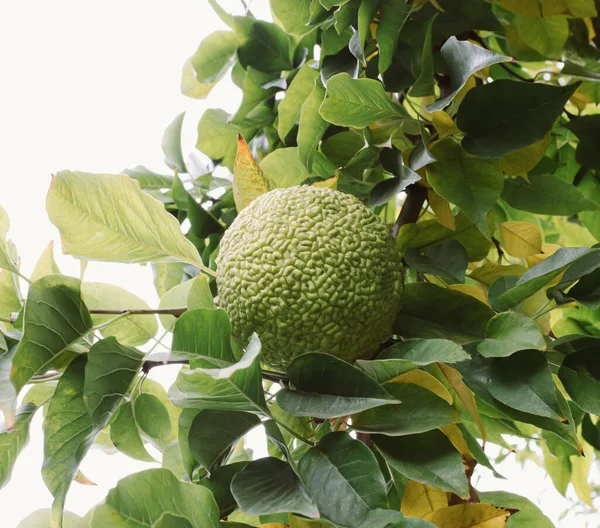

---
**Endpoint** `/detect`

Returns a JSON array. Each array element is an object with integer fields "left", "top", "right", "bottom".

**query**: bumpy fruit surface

[{"left": 216, "top": 185, "right": 403, "bottom": 372}]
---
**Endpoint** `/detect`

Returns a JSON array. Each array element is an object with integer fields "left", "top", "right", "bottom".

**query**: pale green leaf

[
  {"left": 298, "top": 77, "right": 328, "bottom": 170},
  {"left": 277, "top": 63, "right": 319, "bottom": 141},
  {"left": 31, "top": 241, "right": 61, "bottom": 282},
  {"left": 260, "top": 147, "right": 309, "bottom": 188},
  {"left": 0, "top": 403, "right": 37, "bottom": 489}
]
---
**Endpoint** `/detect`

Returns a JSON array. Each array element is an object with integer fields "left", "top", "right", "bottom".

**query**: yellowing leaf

[
  {"left": 31, "top": 241, "right": 61, "bottom": 282},
  {"left": 496, "top": 0, "right": 541, "bottom": 15},
  {"left": 424, "top": 503, "right": 510, "bottom": 527},
  {"left": 438, "top": 364, "right": 486, "bottom": 444},
  {"left": 401, "top": 480, "right": 448, "bottom": 519},
  {"left": 566, "top": 0, "right": 597, "bottom": 17},
  {"left": 233, "top": 135, "right": 272, "bottom": 212},
  {"left": 391, "top": 370, "right": 454, "bottom": 404},
  {"left": 570, "top": 440, "right": 593, "bottom": 505},
  {"left": 499, "top": 221, "right": 543, "bottom": 258},
  {"left": 312, "top": 176, "right": 338, "bottom": 189},
  {"left": 428, "top": 190, "right": 456, "bottom": 230},
  {"left": 554, "top": 217, "right": 598, "bottom": 248},
  {"left": 432, "top": 111, "right": 460, "bottom": 139},
  {"left": 499, "top": 135, "right": 550, "bottom": 176},
  {"left": 520, "top": 288, "right": 552, "bottom": 334},
  {"left": 525, "top": 243, "right": 561, "bottom": 268},
  {"left": 542, "top": 0, "right": 570, "bottom": 15},
  {"left": 258, "top": 524, "right": 289, "bottom": 528},
  {"left": 74, "top": 470, "right": 96, "bottom": 486},
  {"left": 469, "top": 261, "right": 527, "bottom": 287},
  {"left": 447, "top": 284, "right": 488, "bottom": 305},
  {"left": 569, "top": 88, "right": 593, "bottom": 112},
  {"left": 440, "top": 424, "right": 474, "bottom": 461}
]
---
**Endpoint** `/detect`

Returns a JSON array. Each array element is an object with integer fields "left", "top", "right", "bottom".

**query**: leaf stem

[
  {"left": 272, "top": 416, "right": 315, "bottom": 447},
  {"left": 88, "top": 307, "right": 187, "bottom": 316},
  {"left": 30, "top": 371, "right": 62, "bottom": 382}
]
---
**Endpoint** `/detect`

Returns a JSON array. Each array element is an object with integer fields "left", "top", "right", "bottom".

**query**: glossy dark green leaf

[
  {"left": 457, "top": 80, "right": 580, "bottom": 158},
  {"left": 565, "top": 114, "right": 600, "bottom": 170},
  {"left": 559, "top": 347, "right": 600, "bottom": 415},
  {"left": 427, "top": 139, "right": 503, "bottom": 235},
  {"left": 477, "top": 312, "right": 546, "bottom": 358},
  {"left": 298, "top": 77, "right": 328, "bottom": 170},
  {"left": 168, "top": 334, "right": 267, "bottom": 413},
  {"left": 10, "top": 275, "right": 93, "bottom": 393},
  {"left": 234, "top": 17, "right": 292, "bottom": 73},
  {"left": 276, "top": 353, "right": 397, "bottom": 419},
  {"left": 233, "top": 68, "right": 281, "bottom": 125},
  {"left": 502, "top": 173, "right": 597, "bottom": 216},
  {"left": 162, "top": 112, "right": 187, "bottom": 173},
  {"left": 427, "top": 37, "right": 509, "bottom": 112},
  {"left": 377, "top": 0, "right": 412, "bottom": 74},
  {"left": 374, "top": 429, "right": 469, "bottom": 497},
  {"left": 0, "top": 403, "right": 36, "bottom": 489},
  {"left": 42, "top": 356, "right": 98, "bottom": 527},
  {"left": 408, "top": 15, "right": 437, "bottom": 97},
  {"left": 83, "top": 337, "right": 144, "bottom": 429},
  {"left": 394, "top": 283, "right": 495, "bottom": 342},
  {"left": 352, "top": 382, "right": 459, "bottom": 435},
  {"left": 89, "top": 468, "right": 220, "bottom": 528},
  {"left": 231, "top": 457, "right": 319, "bottom": 517},
  {"left": 278, "top": 63, "right": 319, "bottom": 141},
  {"left": 134, "top": 393, "right": 172, "bottom": 449},
  {"left": 370, "top": 148, "right": 421, "bottom": 206},
  {"left": 582, "top": 414, "right": 600, "bottom": 450},
  {"left": 568, "top": 268, "right": 600, "bottom": 310},
  {"left": 188, "top": 410, "right": 260, "bottom": 471},
  {"left": 298, "top": 432, "right": 387, "bottom": 527},
  {"left": 357, "top": 0, "right": 380, "bottom": 56},
  {"left": 198, "top": 462, "right": 249, "bottom": 518},
  {"left": 487, "top": 350, "right": 563, "bottom": 420},
  {"left": 404, "top": 240, "right": 468, "bottom": 283},
  {"left": 109, "top": 400, "right": 154, "bottom": 462},
  {"left": 487, "top": 274, "right": 521, "bottom": 312},
  {"left": 378, "top": 339, "right": 470, "bottom": 364},
  {"left": 354, "top": 359, "right": 417, "bottom": 384}
]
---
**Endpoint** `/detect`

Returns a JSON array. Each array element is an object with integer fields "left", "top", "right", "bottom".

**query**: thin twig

[
  {"left": 88, "top": 307, "right": 187, "bottom": 316},
  {"left": 499, "top": 63, "right": 534, "bottom": 83}
]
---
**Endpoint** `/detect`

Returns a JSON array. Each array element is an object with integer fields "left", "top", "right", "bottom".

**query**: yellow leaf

[
  {"left": 469, "top": 261, "right": 527, "bottom": 287},
  {"left": 428, "top": 190, "right": 456, "bottom": 230},
  {"left": 233, "top": 134, "right": 272, "bottom": 212},
  {"left": 401, "top": 480, "right": 448, "bottom": 519},
  {"left": 259, "top": 525, "right": 289, "bottom": 528},
  {"left": 424, "top": 503, "right": 510, "bottom": 527},
  {"left": 312, "top": 175, "right": 338, "bottom": 189},
  {"left": 584, "top": 17, "right": 596, "bottom": 39},
  {"left": 525, "top": 243, "right": 561, "bottom": 268},
  {"left": 567, "top": 0, "right": 598, "bottom": 17},
  {"left": 499, "top": 221, "right": 543, "bottom": 258},
  {"left": 520, "top": 289, "right": 552, "bottom": 334},
  {"left": 496, "top": 0, "right": 541, "bottom": 16},
  {"left": 440, "top": 424, "right": 475, "bottom": 462},
  {"left": 447, "top": 284, "right": 488, "bottom": 305},
  {"left": 569, "top": 88, "right": 593, "bottom": 112},
  {"left": 438, "top": 364, "right": 486, "bottom": 444},
  {"left": 542, "top": 0, "right": 570, "bottom": 15},
  {"left": 499, "top": 135, "right": 550, "bottom": 176},
  {"left": 391, "top": 370, "right": 454, "bottom": 404},
  {"left": 431, "top": 111, "right": 460, "bottom": 139},
  {"left": 74, "top": 470, "right": 97, "bottom": 486}
]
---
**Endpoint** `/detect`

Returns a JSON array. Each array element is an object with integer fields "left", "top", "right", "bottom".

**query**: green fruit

[{"left": 216, "top": 186, "right": 404, "bottom": 372}]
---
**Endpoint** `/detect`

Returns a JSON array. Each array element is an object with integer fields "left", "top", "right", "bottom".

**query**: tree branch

[
  {"left": 392, "top": 184, "right": 428, "bottom": 237},
  {"left": 89, "top": 307, "right": 187, "bottom": 317}
]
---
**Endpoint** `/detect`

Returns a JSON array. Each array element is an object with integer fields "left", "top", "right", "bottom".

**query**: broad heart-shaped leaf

[
  {"left": 319, "top": 73, "right": 409, "bottom": 128},
  {"left": 82, "top": 282, "right": 158, "bottom": 346},
  {"left": 109, "top": 399, "right": 154, "bottom": 462},
  {"left": 276, "top": 353, "right": 397, "bottom": 419},
  {"left": 502, "top": 173, "right": 597, "bottom": 216},
  {"left": 42, "top": 356, "right": 99, "bottom": 527},
  {"left": 427, "top": 139, "right": 503, "bottom": 236},
  {"left": 188, "top": 410, "right": 260, "bottom": 471},
  {"left": 559, "top": 346, "right": 600, "bottom": 415},
  {"left": 499, "top": 248, "right": 600, "bottom": 308},
  {"left": 479, "top": 491, "right": 554, "bottom": 528},
  {"left": 487, "top": 350, "right": 563, "bottom": 421},
  {"left": 351, "top": 382, "right": 459, "bottom": 435},
  {"left": 10, "top": 275, "right": 93, "bottom": 393},
  {"left": 404, "top": 240, "right": 468, "bottom": 283},
  {"left": 233, "top": 135, "right": 272, "bottom": 213},
  {"left": 161, "top": 112, "right": 186, "bottom": 172},
  {"left": 427, "top": 37, "right": 510, "bottom": 112},
  {"left": 89, "top": 468, "right": 220, "bottom": 528},
  {"left": 0, "top": 403, "right": 36, "bottom": 489},
  {"left": 298, "top": 77, "right": 328, "bottom": 170},
  {"left": 234, "top": 17, "right": 292, "bottom": 74},
  {"left": 231, "top": 457, "right": 319, "bottom": 518},
  {"left": 408, "top": 14, "right": 437, "bottom": 98},
  {"left": 172, "top": 309, "right": 236, "bottom": 368},
  {"left": 47, "top": 171, "right": 209, "bottom": 272},
  {"left": 394, "top": 283, "right": 495, "bottom": 343},
  {"left": 376, "top": 0, "right": 412, "bottom": 74},
  {"left": 297, "top": 432, "right": 387, "bottom": 527},
  {"left": 477, "top": 312, "right": 546, "bottom": 358},
  {"left": 168, "top": 334, "right": 267, "bottom": 413},
  {"left": 378, "top": 339, "right": 471, "bottom": 364},
  {"left": 83, "top": 337, "right": 143, "bottom": 429},
  {"left": 457, "top": 80, "right": 580, "bottom": 158},
  {"left": 374, "top": 429, "right": 469, "bottom": 498},
  {"left": 278, "top": 63, "right": 319, "bottom": 141}
]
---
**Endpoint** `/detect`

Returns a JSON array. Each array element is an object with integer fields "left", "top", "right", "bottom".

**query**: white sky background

[{"left": 0, "top": 0, "right": 594, "bottom": 526}]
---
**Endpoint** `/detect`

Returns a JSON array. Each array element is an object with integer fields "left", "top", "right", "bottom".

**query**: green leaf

[
  {"left": 82, "top": 282, "right": 158, "bottom": 346},
  {"left": 374, "top": 429, "right": 469, "bottom": 497},
  {"left": 502, "top": 173, "right": 597, "bottom": 215},
  {"left": 564, "top": 115, "right": 600, "bottom": 170},
  {"left": 89, "top": 468, "right": 220, "bottom": 528},
  {"left": 516, "top": 15, "right": 568, "bottom": 59},
  {"left": 162, "top": 112, "right": 187, "bottom": 172},
  {"left": 172, "top": 309, "right": 235, "bottom": 368},
  {"left": 30, "top": 241, "right": 61, "bottom": 282},
  {"left": 0, "top": 343, "right": 17, "bottom": 431},
  {"left": 319, "top": 73, "right": 409, "bottom": 127},
  {"left": 357, "top": 0, "right": 380, "bottom": 57},
  {"left": 0, "top": 403, "right": 36, "bottom": 489},
  {"left": 276, "top": 353, "right": 397, "bottom": 419},
  {"left": 427, "top": 139, "right": 503, "bottom": 235},
  {"left": 124, "top": 166, "right": 174, "bottom": 190},
  {"left": 271, "top": 0, "right": 314, "bottom": 36},
  {"left": 427, "top": 37, "right": 510, "bottom": 112},
  {"left": 559, "top": 347, "right": 600, "bottom": 415},
  {"left": 134, "top": 393, "right": 173, "bottom": 449},
  {"left": 47, "top": 171, "right": 208, "bottom": 271},
  {"left": 278, "top": 64, "right": 319, "bottom": 141},
  {"left": 394, "top": 283, "right": 495, "bottom": 343},
  {"left": 377, "top": 0, "right": 412, "bottom": 74},
  {"left": 568, "top": 268, "right": 600, "bottom": 309},
  {"left": 42, "top": 356, "right": 98, "bottom": 527},
  {"left": 188, "top": 31, "right": 237, "bottom": 98},
  {"left": 197, "top": 462, "right": 249, "bottom": 518},
  {"left": 234, "top": 17, "right": 292, "bottom": 73},
  {"left": 479, "top": 491, "right": 554, "bottom": 528},
  {"left": 231, "top": 457, "right": 319, "bottom": 518},
  {"left": 233, "top": 68, "right": 281, "bottom": 125},
  {"left": 487, "top": 350, "right": 563, "bottom": 420},
  {"left": 378, "top": 339, "right": 471, "bottom": 364},
  {"left": 17, "top": 509, "right": 82, "bottom": 528},
  {"left": 298, "top": 432, "right": 387, "bottom": 526},
  {"left": 10, "top": 275, "right": 93, "bottom": 393},
  {"left": 0, "top": 205, "right": 19, "bottom": 275},
  {"left": 168, "top": 334, "right": 267, "bottom": 413},
  {"left": 109, "top": 399, "right": 154, "bottom": 462},
  {"left": 260, "top": 148, "right": 309, "bottom": 188},
  {"left": 477, "top": 312, "right": 546, "bottom": 358},
  {"left": 404, "top": 240, "right": 468, "bottom": 283},
  {"left": 0, "top": 268, "right": 21, "bottom": 323},
  {"left": 188, "top": 410, "right": 260, "bottom": 471},
  {"left": 83, "top": 337, "right": 143, "bottom": 429},
  {"left": 457, "top": 80, "right": 580, "bottom": 158},
  {"left": 158, "top": 277, "right": 214, "bottom": 330},
  {"left": 408, "top": 15, "right": 437, "bottom": 97},
  {"left": 298, "top": 77, "right": 328, "bottom": 170},
  {"left": 196, "top": 109, "right": 239, "bottom": 170},
  {"left": 582, "top": 414, "right": 600, "bottom": 450},
  {"left": 351, "top": 382, "right": 459, "bottom": 435}
]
